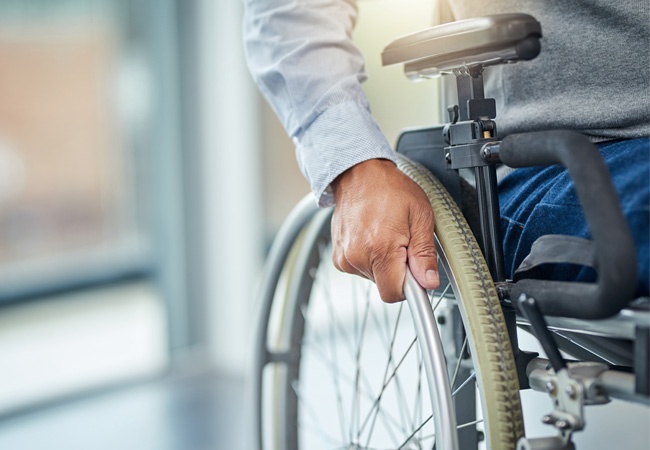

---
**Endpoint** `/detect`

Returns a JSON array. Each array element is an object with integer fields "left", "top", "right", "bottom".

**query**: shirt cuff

[{"left": 295, "top": 101, "right": 396, "bottom": 207}]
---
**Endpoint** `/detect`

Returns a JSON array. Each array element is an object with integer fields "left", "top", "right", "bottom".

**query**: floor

[
  {"left": 0, "top": 372, "right": 248, "bottom": 450},
  {"left": 0, "top": 348, "right": 647, "bottom": 450},
  {"left": 0, "top": 366, "right": 650, "bottom": 450}
]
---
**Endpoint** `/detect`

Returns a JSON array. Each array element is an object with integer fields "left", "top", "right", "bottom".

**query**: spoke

[
  {"left": 430, "top": 282, "right": 452, "bottom": 312},
  {"left": 300, "top": 300, "right": 376, "bottom": 405},
  {"left": 457, "top": 418, "right": 484, "bottom": 430},
  {"left": 300, "top": 277, "right": 405, "bottom": 444},
  {"left": 396, "top": 414, "right": 433, "bottom": 450},
  {"left": 412, "top": 431, "right": 437, "bottom": 442},
  {"left": 349, "top": 283, "right": 372, "bottom": 442},
  {"left": 379, "top": 305, "right": 414, "bottom": 432},
  {"left": 363, "top": 303, "right": 406, "bottom": 446},
  {"left": 297, "top": 336, "right": 405, "bottom": 435},
  {"left": 293, "top": 380, "right": 343, "bottom": 446},
  {"left": 322, "top": 266, "right": 349, "bottom": 442},
  {"left": 368, "top": 302, "right": 390, "bottom": 351},
  {"left": 301, "top": 315, "right": 406, "bottom": 443},
  {"left": 356, "top": 328, "right": 417, "bottom": 441},
  {"left": 451, "top": 371, "right": 476, "bottom": 397},
  {"left": 300, "top": 244, "right": 452, "bottom": 449},
  {"left": 313, "top": 271, "right": 358, "bottom": 362},
  {"left": 411, "top": 343, "right": 423, "bottom": 439},
  {"left": 311, "top": 243, "right": 360, "bottom": 362},
  {"left": 449, "top": 336, "right": 468, "bottom": 390},
  {"left": 367, "top": 300, "right": 415, "bottom": 434}
]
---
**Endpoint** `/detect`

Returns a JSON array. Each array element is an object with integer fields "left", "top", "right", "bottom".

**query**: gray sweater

[{"left": 451, "top": 0, "right": 649, "bottom": 141}]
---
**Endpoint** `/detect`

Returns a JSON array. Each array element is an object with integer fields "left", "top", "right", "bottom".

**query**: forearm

[{"left": 243, "top": 0, "right": 395, "bottom": 206}]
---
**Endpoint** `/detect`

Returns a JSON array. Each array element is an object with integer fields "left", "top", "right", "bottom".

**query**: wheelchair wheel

[{"left": 254, "top": 154, "right": 523, "bottom": 450}]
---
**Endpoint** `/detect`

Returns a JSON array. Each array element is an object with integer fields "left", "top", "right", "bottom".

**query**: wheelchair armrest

[
  {"left": 381, "top": 13, "right": 541, "bottom": 79},
  {"left": 501, "top": 131, "right": 638, "bottom": 320}
]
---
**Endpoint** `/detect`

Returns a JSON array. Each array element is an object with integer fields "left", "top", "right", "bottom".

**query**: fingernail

[{"left": 425, "top": 269, "right": 439, "bottom": 286}]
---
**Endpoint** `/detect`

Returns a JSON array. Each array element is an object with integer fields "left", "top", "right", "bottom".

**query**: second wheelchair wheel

[{"left": 257, "top": 154, "right": 523, "bottom": 449}]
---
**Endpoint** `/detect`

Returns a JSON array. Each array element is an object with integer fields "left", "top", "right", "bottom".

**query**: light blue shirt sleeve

[{"left": 243, "top": 0, "right": 396, "bottom": 207}]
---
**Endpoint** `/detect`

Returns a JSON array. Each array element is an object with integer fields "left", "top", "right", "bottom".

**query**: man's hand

[{"left": 331, "top": 159, "right": 440, "bottom": 302}]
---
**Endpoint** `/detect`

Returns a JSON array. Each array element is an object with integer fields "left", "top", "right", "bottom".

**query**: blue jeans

[{"left": 499, "top": 137, "right": 649, "bottom": 296}]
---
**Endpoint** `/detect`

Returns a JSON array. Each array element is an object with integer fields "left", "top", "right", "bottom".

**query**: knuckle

[
  {"left": 382, "top": 294, "right": 403, "bottom": 304},
  {"left": 371, "top": 248, "right": 407, "bottom": 303},
  {"left": 410, "top": 243, "right": 437, "bottom": 259},
  {"left": 378, "top": 283, "right": 405, "bottom": 303},
  {"left": 345, "top": 238, "right": 372, "bottom": 268}
]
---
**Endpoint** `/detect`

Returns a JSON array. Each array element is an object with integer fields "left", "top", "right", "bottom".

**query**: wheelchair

[{"left": 252, "top": 14, "right": 649, "bottom": 450}]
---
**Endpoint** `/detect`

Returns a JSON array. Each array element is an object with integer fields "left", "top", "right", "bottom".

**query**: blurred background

[{"left": 0, "top": 0, "right": 437, "bottom": 448}]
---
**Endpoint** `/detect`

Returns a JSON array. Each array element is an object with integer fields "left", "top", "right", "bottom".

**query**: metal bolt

[
  {"left": 565, "top": 384, "right": 577, "bottom": 400},
  {"left": 542, "top": 414, "right": 555, "bottom": 424},
  {"left": 481, "top": 142, "right": 501, "bottom": 163},
  {"left": 545, "top": 380, "right": 556, "bottom": 394},
  {"left": 555, "top": 420, "right": 570, "bottom": 430}
]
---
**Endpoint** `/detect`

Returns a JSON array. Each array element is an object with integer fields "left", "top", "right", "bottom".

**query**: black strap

[{"left": 514, "top": 234, "right": 596, "bottom": 281}]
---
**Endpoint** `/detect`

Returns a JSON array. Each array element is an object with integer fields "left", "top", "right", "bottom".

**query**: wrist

[{"left": 332, "top": 159, "right": 396, "bottom": 201}]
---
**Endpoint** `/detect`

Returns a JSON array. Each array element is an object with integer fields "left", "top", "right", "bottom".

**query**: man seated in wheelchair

[{"left": 243, "top": 0, "right": 649, "bottom": 303}]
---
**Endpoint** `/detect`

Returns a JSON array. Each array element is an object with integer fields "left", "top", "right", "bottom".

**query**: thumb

[{"left": 407, "top": 209, "right": 439, "bottom": 290}]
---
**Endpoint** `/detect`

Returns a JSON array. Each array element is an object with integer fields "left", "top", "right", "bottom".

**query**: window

[
  {"left": 0, "top": 1, "right": 151, "bottom": 302},
  {"left": 0, "top": 0, "right": 193, "bottom": 413}
]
